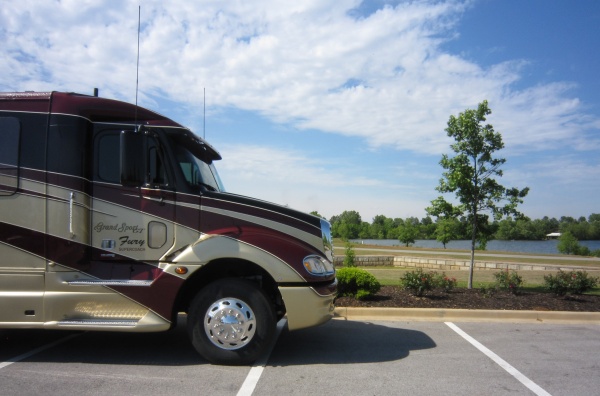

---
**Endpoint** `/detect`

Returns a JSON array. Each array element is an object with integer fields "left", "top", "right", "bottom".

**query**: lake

[{"left": 351, "top": 239, "right": 600, "bottom": 255}]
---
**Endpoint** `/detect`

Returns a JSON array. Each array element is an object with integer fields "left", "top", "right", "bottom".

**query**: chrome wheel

[
  {"left": 188, "top": 278, "right": 276, "bottom": 365},
  {"left": 204, "top": 298, "right": 256, "bottom": 350}
]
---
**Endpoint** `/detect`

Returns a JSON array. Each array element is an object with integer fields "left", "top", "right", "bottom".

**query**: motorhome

[{"left": 0, "top": 91, "right": 336, "bottom": 365}]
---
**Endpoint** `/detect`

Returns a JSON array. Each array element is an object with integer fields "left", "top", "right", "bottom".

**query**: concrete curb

[{"left": 333, "top": 307, "right": 600, "bottom": 324}]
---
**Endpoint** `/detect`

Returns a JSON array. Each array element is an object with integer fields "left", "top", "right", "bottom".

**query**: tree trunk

[
  {"left": 469, "top": 207, "right": 477, "bottom": 289},
  {"left": 469, "top": 156, "right": 478, "bottom": 289}
]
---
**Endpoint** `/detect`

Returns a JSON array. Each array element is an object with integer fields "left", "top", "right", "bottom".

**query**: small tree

[
  {"left": 434, "top": 217, "right": 459, "bottom": 248},
  {"left": 557, "top": 231, "right": 577, "bottom": 254},
  {"left": 427, "top": 100, "right": 529, "bottom": 288},
  {"left": 343, "top": 242, "right": 356, "bottom": 267},
  {"left": 398, "top": 222, "right": 418, "bottom": 247},
  {"left": 557, "top": 231, "right": 587, "bottom": 255}
]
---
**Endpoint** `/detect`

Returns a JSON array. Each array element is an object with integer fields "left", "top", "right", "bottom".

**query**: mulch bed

[{"left": 335, "top": 286, "right": 600, "bottom": 312}]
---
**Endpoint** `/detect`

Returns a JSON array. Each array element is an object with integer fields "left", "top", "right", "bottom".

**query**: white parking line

[
  {"left": 0, "top": 333, "right": 80, "bottom": 370},
  {"left": 236, "top": 318, "right": 287, "bottom": 396},
  {"left": 445, "top": 322, "right": 552, "bottom": 396}
]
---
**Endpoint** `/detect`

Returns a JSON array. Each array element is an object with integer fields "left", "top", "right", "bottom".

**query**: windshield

[{"left": 167, "top": 130, "right": 225, "bottom": 192}]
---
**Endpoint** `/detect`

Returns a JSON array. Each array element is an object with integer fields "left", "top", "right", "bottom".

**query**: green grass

[
  {"left": 356, "top": 267, "right": 600, "bottom": 295},
  {"left": 334, "top": 239, "right": 600, "bottom": 268},
  {"left": 334, "top": 239, "right": 600, "bottom": 294}
]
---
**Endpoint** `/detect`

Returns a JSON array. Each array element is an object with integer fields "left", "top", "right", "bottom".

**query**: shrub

[
  {"left": 543, "top": 270, "right": 599, "bottom": 296},
  {"left": 336, "top": 267, "right": 381, "bottom": 300},
  {"left": 493, "top": 269, "right": 523, "bottom": 295},
  {"left": 435, "top": 272, "right": 457, "bottom": 293},
  {"left": 355, "top": 289, "right": 372, "bottom": 300},
  {"left": 401, "top": 269, "right": 458, "bottom": 296},
  {"left": 493, "top": 269, "right": 523, "bottom": 294},
  {"left": 401, "top": 269, "right": 436, "bottom": 297},
  {"left": 577, "top": 245, "right": 591, "bottom": 256},
  {"left": 343, "top": 242, "right": 356, "bottom": 267}
]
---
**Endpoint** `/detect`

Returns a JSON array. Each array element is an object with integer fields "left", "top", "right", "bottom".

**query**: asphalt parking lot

[{"left": 1, "top": 317, "right": 599, "bottom": 396}]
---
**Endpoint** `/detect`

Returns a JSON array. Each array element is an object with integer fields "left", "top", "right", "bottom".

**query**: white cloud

[
  {"left": 509, "top": 154, "right": 600, "bottom": 219},
  {"left": 2, "top": 0, "right": 597, "bottom": 156},
  {"left": 218, "top": 144, "right": 384, "bottom": 190},
  {"left": 2, "top": 0, "right": 599, "bottom": 221},
  {"left": 517, "top": 156, "right": 600, "bottom": 187},
  {"left": 215, "top": 143, "right": 441, "bottom": 220}
]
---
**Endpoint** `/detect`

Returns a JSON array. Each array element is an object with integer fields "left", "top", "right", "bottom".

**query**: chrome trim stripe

[
  {"left": 67, "top": 280, "right": 153, "bottom": 286},
  {"left": 57, "top": 320, "right": 137, "bottom": 326}
]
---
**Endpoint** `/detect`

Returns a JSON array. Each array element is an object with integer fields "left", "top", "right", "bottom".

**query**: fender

[{"left": 168, "top": 234, "right": 306, "bottom": 284}]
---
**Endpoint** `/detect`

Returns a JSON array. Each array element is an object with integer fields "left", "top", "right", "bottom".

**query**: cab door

[
  {"left": 45, "top": 124, "right": 175, "bottom": 322},
  {"left": 90, "top": 128, "right": 176, "bottom": 281},
  {"left": 42, "top": 126, "right": 177, "bottom": 324},
  {"left": 44, "top": 124, "right": 175, "bottom": 327}
]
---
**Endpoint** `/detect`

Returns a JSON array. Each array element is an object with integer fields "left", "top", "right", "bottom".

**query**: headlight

[{"left": 303, "top": 255, "right": 335, "bottom": 276}]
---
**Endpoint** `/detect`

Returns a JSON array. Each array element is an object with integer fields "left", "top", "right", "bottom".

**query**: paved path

[{"left": 351, "top": 247, "right": 600, "bottom": 263}]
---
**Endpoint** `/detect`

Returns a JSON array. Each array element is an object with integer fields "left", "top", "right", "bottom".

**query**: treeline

[{"left": 327, "top": 211, "right": 600, "bottom": 241}]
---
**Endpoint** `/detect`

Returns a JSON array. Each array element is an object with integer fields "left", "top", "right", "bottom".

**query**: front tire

[{"left": 187, "top": 278, "right": 277, "bottom": 365}]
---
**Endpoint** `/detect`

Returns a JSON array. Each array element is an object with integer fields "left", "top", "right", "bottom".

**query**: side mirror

[{"left": 120, "top": 130, "right": 145, "bottom": 186}]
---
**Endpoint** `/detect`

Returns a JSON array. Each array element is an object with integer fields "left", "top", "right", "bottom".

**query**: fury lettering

[{"left": 119, "top": 236, "right": 145, "bottom": 248}]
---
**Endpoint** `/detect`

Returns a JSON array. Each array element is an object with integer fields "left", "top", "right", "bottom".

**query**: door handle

[
  {"left": 143, "top": 195, "right": 165, "bottom": 206},
  {"left": 69, "top": 192, "right": 75, "bottom": 238}
]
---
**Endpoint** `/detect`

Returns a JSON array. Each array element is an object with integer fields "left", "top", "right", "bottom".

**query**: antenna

[
  {"left": 134, "top": 5, "right": 141, "bottom": 129},
  {"left": 203, "top": 87, "right": 206, "bottom": 139}
]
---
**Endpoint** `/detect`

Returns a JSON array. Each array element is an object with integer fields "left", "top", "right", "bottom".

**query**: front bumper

[{"left": 279, "top": 281, "right": 337, "bottom": 331}]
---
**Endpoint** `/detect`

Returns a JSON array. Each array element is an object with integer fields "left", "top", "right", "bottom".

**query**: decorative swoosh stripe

[{"left": 0, "top": 221, "right": 182, "bottom": 320}]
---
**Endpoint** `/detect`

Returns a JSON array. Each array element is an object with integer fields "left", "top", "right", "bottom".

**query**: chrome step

[{"left": 57, "top": 319, "right": 138, "bottom": 327}]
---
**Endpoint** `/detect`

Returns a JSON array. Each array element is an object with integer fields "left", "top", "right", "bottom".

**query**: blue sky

[{"left": 2, "top": 0, "right": 599, "bottom": 223}]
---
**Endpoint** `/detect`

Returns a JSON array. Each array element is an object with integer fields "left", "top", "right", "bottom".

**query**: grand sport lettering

[
  {"left": 0, "top": 91, "right": 336, "bottom": 365},
  {"left": 94, "top": 222, "right": 145, "bottom": 234}
]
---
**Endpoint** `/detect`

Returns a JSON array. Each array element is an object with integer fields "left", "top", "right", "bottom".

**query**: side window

[
  {"left": 94, "top": 129, "right": 170, "bottom": 187},
  {"left": 96, "top": 133, "right": 120, "bottom": 183},
  {"left": 0, "top": 117, "right": 20, "bottom": 195},
  {"left": 179, "top": 160, "right": 197, "bottom": 185},
  {"left": 175, "top": 146, "right": 200, "bottom": 186}
]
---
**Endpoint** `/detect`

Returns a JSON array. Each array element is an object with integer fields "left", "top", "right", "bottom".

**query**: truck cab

[{"left": 0, "top": 91, "right": 336, "bottom": 365}]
